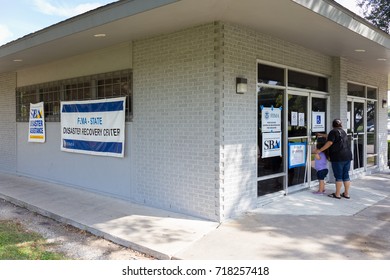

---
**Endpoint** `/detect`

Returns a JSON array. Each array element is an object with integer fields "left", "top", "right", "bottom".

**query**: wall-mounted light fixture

[
  {"left": 236, "top": 77, "right": 248, "bottom": 94},
  {"left": 382, "top": 99, "right": 387, "bottom": 108}
]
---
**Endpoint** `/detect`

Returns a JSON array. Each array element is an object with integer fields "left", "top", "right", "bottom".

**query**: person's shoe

[
  {"left": 341, "top": 192, "right": 350, "bottom": 199},
  {"left": 328, "top": 193, "right": 341, "bottom": 199},
  {"left": 313, "top": 191, "right": 325, "bottom": 195}
]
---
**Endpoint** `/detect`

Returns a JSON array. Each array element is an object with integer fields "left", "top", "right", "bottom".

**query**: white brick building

[{"left": 0, "top": 0, "right": 389, "bottom": 222}]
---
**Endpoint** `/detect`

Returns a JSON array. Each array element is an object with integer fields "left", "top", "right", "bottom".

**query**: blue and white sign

[
  {"left": 288, "top": 142, "right": 306, "bottom": 169},
  {"left": 61, "top": 97, "right": 126, "bottom": 157},
  {"left": 312, "top": 112, "right": 325, "bottom": 132},
  {"left": 28, "top": 102, "right": 45, "bottom": 143}
]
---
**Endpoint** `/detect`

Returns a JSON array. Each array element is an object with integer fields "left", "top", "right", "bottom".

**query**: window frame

[{"left": 16, "top": 69, "right": 133, "bottom": 122}]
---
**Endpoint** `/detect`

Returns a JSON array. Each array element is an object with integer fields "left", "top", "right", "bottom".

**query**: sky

[
  {"left": 335, "top": 0, "right": 364, "bottom": 16},
  {"left": 0, "top": 0, "right": 116, "bottom": 46},
  {"left": 0, "top": 0, "right": 364, "bottom": 47}
]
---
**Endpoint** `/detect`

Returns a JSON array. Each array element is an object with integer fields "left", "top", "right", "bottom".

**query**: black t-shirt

[{"left": 327, "top": 128, "right": 352, "bottom": 162}]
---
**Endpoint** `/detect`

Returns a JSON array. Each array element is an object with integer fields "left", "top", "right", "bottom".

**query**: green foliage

[
  {"left": 0, "top": 220, "right": 66, "bottom": 260},
  {"left": 358, "top": 0, "right": 390, "bottom": 33}
]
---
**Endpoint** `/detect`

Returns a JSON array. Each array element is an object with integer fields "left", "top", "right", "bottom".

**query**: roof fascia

[{"left": 0, "top": 0, "right": 179, "bottom": 57}]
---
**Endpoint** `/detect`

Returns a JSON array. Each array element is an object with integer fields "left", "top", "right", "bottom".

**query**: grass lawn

[{"left": 0, "top": 220, "right": 66, "bottom": 260}]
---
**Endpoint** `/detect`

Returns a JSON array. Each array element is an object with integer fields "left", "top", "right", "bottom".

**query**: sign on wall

[
  {"left": 60, "top": 97, "right": 126, "bottom": 157},
  {"left": 28, "top": 102, "right": 45, "bottom": 143}
]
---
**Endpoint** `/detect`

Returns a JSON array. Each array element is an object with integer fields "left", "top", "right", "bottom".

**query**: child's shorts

[{"left": 317, "top": 169, "right": 328, "bottom": 180}]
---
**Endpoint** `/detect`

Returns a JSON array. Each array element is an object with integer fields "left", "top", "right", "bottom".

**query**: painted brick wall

[
  {"left": 132, "top": 23, "right": 219, "bottom": 221},
  {"left": 220, "top": 23, "right": 335, "bottom": 218},
  {"left": 0, "top": 72, "right": 16, "bottom": 172}
]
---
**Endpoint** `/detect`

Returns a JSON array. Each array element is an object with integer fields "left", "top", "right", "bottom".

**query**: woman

[{"left": 315, "top": 119, "right": 352, "bottom": 199}]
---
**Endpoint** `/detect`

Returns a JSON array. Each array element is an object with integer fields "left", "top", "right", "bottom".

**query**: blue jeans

[
  {"left": 316, "top": 169, "right": 328, "bottom": 180},
  {"left": 331, "top": 161, "right": 351, "bottom": 182}
]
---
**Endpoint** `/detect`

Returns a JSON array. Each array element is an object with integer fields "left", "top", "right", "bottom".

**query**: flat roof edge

[
  {"left": 0, "top": 0, "right": 180, "bottom": 57},
  {"left": 293, "top": 0, "right": 390, "bottom": 48}
]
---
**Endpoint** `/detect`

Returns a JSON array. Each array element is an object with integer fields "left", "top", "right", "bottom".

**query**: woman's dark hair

[{"left": 332, "top": 119, "right": 342, "bottom": 128}]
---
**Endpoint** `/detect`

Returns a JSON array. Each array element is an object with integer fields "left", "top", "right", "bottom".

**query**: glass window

[
  {"left": 367, "top": 100, "right": 377, "bottom": 167},
  {"left": 311, "top": 97, "right": 327, "bottom": 135},
  {"left": 348, "top": 83, "right": 365, "bottom": 98},
  {"left": 258, "top": 64, "right": 285, "bottom": 86},
  {"left": 288, "top": 70, "right": 328, "bottom": 92},
  {"left": 367, "top": 87, "right": 377, "bottom": 100},
  {"left": 257, "top": 87, "right": 284, "bottom": 177},
  {"left": 288, "top": 95, "right": 308, "bottom": 137},
  {"left": 16, "top": 69, "right": 132, "bottom": 122},
  {"left": 258, "top": 178, "right": 284, "bottom": 196}
]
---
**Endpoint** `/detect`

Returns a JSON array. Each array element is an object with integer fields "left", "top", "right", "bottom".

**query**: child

[{"left": 313, "top": 138, "right": 329, "bottom": 194}]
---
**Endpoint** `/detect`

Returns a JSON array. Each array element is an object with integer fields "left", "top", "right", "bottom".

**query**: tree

[{"left": 357, "top": 0, "right": 390, "bottom": 33}]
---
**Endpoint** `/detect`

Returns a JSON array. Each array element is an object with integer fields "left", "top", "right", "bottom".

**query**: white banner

[
  {"left": 61, "top": 97, "right": 126, "bottom": 157},
  {"left": 28, "top": 102, "right": 45, "bottom": 143}
]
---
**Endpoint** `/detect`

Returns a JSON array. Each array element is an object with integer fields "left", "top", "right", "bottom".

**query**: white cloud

[
  {"left": 33, "top": 0, "right": 104, "bottom": 18},
  {"left": 0, "top": 24, "right": 13, "bottom": 45}
]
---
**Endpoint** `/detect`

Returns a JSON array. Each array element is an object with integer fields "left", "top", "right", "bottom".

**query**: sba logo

[
  {"left": 264, "top": 139, "right": 280, "bottom": 150},
  {"left": 30, "top": 109, "right": 43, "bottom": 119}
]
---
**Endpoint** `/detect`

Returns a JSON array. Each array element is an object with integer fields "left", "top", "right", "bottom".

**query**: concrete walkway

[{"left": 1, "top": 171, "right": 389, "bottom": 259}]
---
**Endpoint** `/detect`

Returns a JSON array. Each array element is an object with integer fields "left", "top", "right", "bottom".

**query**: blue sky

[
  {"left": 0, "top": 0, "right": 362, "bottom": 47},
  {"left": 0, "top": 0, "right": 116, "bottom": 46}
]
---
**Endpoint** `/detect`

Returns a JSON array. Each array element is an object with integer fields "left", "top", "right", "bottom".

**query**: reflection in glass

[
  {"left": 312, "top": 97, "right": 327, "bottom": 135},
  {"left": 257, "top": 87, "right": 284, "bottom": 178},
  {"left": 353, "top": 102, "right": 364, "bottom": 169},
  {"left": 348, "top": 83, "right": 365, "bottom": 98},
  {"left": 367, "top": 87, "right": 377, "bottom": 100},
  {"left": 288, "top": 70, "right": 328, "bottom": 92},
  {"left": 367, "top": 100, "right": 377, "bottom": 167},
  {"left": 258, "top": 64, "right": 285, "bottom": 86},
  {"left": 258, "top": 177, "right": 284, "bottom": 196},
  {"left": 288, "top": 95, "right": 308, "bottom": 137}
]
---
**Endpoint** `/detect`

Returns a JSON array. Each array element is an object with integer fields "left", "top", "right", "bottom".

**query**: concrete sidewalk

[{"left": 1, "top": 171, "right": 389, "bottom": 259}]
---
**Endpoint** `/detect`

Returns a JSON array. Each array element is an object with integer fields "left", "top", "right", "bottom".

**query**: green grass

[{"left": 0, "top": 220, "right": 67, "bottom": 260}]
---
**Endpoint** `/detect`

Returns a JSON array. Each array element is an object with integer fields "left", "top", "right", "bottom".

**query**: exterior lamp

[
  {"left": 236, "top": 77, "right": 248, "bottom": 94},
  {"left": 382, "top": 99, "right": 387, "bottom": 108}
]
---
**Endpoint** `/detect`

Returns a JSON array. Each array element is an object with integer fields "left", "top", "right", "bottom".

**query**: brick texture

[
  {"left": 133, "top": 23, "right": 219, "bottom": 220},
  {"left": 0, "top": 72, "right": 17, "bottom": 172}
]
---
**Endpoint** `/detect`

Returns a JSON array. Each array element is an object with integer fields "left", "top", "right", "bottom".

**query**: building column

[{"left": 331, "top": 57, "right": 348, "bottom": 126}]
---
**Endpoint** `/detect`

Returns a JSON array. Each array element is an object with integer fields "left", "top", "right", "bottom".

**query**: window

[
  {"left": 16, "top": 69, "right": 132, "bottom": 122},
  {"left": 367, "top": 87, "right": 377, "bottom": 100},
  {"left": 347, "top": 83, "right": 365, "bottom": 98},
  {"left": 258, "top": 63, "right": 328, "bottom": 92},
  {"left": 288, "top": 70, "right": 328, "bottom": 92},
  {"left": 258, "top": 64, "right": 285, "bottom": 86}
]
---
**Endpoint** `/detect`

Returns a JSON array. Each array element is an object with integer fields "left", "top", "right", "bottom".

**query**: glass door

[
  {"left": 310, "top": 96, "right": 328, "bottom": 184},
  {"left": 287, "top": 91, "right": 328, "bottom": 192},
  {"left": 287, "top": 92, "right": 309, "bottom": 191},
  {"left": 347, "top": 99, "right": 365, "bottom": 171}
]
